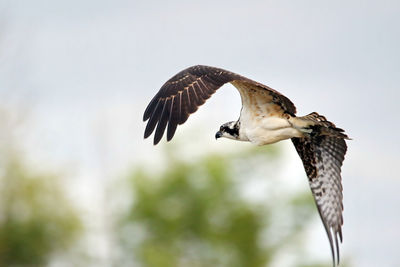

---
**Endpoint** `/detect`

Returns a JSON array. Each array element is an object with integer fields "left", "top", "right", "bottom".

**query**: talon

[{"left": 300, "top": 128, "right": 313, "bottom": 134}]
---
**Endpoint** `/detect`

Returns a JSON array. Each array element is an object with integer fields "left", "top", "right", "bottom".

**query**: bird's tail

[{"left": 291, "top": 112, "right": 350, "bottom": 140}]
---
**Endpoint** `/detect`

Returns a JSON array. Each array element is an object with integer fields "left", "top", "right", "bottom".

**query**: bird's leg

[{"left": 287, "top": 115, "right": 313, "bottom": 135}]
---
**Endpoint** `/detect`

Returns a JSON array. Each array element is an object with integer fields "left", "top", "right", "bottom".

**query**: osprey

[{"left": 143, "top": 65, "right": 349, "bottom": 266}]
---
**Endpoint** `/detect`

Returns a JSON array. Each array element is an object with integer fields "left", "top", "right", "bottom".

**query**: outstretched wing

[
  {"left": 292, "top": 135, "right": 347, "bottom": 267},
  {"left": 143, "top": 65, "right": 296, "bottom": 144}
]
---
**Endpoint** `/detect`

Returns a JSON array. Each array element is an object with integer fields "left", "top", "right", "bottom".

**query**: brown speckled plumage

[{"left": 292, "top": 135, "right": 347, "bottom": 266}]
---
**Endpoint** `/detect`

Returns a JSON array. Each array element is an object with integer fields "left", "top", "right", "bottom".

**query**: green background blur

[{"left": 0, "top": 110, "right": 345, "bottom": 266}]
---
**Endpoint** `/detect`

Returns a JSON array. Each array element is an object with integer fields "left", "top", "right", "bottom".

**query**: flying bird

[{"left": 143, "top": 65, "right": 349, "bottom": 266}]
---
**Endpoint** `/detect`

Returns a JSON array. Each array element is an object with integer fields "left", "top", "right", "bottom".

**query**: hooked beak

[{"left": 215, "top": 131, "right": 222, "bottom": 139}]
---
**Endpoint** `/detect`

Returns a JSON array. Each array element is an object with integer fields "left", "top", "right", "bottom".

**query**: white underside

[
  {"left": 239, "top": 114, "right": 303, "bottom": 146},
  {"left": 229, "top": 86, "right": 304, "bottom": 146}
]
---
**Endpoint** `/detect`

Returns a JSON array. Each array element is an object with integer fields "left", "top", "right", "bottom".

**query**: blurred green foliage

[
  {"left": 0, "top": 108, "right": 348, "bottom": 266},
  {"left": 118, "top": 145, "right": 334, "bottom": 267},
  {"left": 0, "top": 158, "right": 82, "bottom": 266}
]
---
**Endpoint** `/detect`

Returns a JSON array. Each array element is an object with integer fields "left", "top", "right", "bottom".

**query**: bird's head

[{"left": 215, "top": 121, "right": 240, "bottom": 140}]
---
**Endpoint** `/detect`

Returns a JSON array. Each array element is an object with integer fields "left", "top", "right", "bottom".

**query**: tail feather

[{"left": 292, "top": 112, "right": 350, "bottom": 140}]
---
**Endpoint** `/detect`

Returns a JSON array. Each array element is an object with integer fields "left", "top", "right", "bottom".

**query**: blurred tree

[
  {"left": 0, "top": 108, "right": 82, "bottom": 266},
  {"left": 117, "top": 144, "right": 340, "bottom": 267},
  {"left": 0, "top": 157, "right": 82, "bottom": 266}
]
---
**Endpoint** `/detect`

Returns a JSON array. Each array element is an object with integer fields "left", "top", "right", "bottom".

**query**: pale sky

[{"left": 1, "top": 0, "right": 399, "bottom": 266}]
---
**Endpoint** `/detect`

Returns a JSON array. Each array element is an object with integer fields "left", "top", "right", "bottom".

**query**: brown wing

[
  {"left": 143, "top": 65, "right": 296, "bottom": 145},
  {"left": 292, "top": 133, "right": 347, "bottom": 267}
]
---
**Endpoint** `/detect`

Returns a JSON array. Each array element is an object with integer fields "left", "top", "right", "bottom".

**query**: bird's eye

[{"left": 220, "top": 126, "right": 224, "bottom": 131}]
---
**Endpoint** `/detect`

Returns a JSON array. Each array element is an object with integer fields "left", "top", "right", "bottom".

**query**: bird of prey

[{"left": 143, "top": 65, "right": 349, "bottom": 266}]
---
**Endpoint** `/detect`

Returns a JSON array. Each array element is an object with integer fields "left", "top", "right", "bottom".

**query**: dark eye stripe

[{"left": 224, "top": 125, "right": 239, "bottom": 137}]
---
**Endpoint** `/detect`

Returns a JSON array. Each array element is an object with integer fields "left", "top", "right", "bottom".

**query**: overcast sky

[{"left": 1, "top": 0, "right": 399, "bottom": 266}]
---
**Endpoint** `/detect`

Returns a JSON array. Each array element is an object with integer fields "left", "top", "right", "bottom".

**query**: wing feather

[
  {"left": 198, "top": 78, "right": 214, "bottom": 95},
  {"left": 167, "top": 96, "right": 180, "bottom": 141},
  {"left": 178, "top": 90, "right": 190, "bottom": 125},
  {"left": 144, "top": 99, "right": 163, "bottom": 139},
  {"left": 193, "top": 82, "right": 208, "bottom": 99},
  {"left": 187, "top": 86, "right": 201, "bottom": 107},
  {"left": 143, "top": 65, "right": 297, "bottom": 144},
  {"left": 292, "top": 135, "right": 347, "bottom": 267},
  {"left": 154, "top": 98, "right": 172, "bottom": 145}
]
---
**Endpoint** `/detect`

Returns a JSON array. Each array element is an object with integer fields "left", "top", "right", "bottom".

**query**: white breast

[
  {"left": 239, "top": 107, "right": 303, "bottom": 146},
  {"left": 233, "top": 82, "right": 303, "bottom": 145}
]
